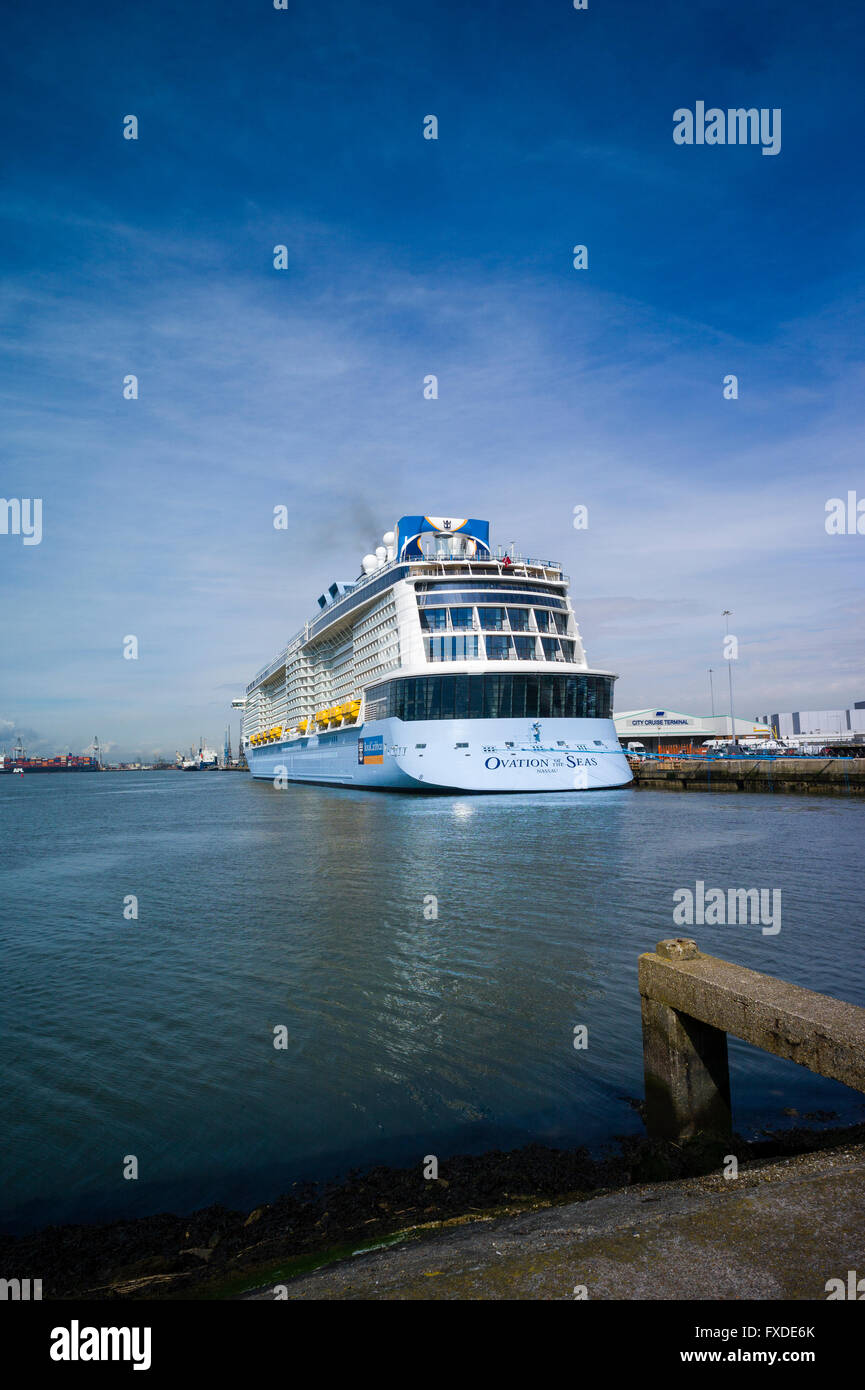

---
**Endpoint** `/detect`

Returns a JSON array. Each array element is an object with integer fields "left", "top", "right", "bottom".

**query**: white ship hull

[{"left": 246, "top": 716, "right": 632, "bottom": 792}]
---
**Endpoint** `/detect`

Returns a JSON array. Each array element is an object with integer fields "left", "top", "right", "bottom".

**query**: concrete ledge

[
  {"left": 639, "top": 945, "right": 865, "bottom": 1093},
  {"left": 630, "top": 757, "right": 865, "bottom": 794}
]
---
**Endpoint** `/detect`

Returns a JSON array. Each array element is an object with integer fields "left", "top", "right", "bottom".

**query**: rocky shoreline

[{"left": 4, "top": 1119, "right": 862, "bottom": 1300}]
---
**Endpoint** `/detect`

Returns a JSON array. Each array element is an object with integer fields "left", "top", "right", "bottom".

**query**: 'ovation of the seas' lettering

[{"left": 484, "top": 755, "right": 599, "bottom": 770}]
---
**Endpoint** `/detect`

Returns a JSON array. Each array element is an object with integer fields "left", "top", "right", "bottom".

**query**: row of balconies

[{"left": 419, "top": 610, "right": 571, "bottom": 638}]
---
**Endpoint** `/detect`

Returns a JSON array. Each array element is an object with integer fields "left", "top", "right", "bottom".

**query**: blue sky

[{"left": 1, "top": 0, "right": 863, "bottom": 758}]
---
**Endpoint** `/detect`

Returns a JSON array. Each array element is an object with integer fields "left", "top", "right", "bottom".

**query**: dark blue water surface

[{"left": 2, "top": 772, "right": 863, "bottom": 1232}]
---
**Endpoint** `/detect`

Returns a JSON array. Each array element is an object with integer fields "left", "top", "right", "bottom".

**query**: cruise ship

[{"left": 233, "top": 515, "right": 632, "bottom": 792}]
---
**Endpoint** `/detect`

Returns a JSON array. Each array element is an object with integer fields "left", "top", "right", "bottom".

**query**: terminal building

[
  {"left": 615, "top": 703, "right": 865, "bottom": 754},
  {"left": 614, "top": 709, "right": 770, "bottom": 754},
  {"left": 756, "top": 705, "right": 865, "bottom": 748}
]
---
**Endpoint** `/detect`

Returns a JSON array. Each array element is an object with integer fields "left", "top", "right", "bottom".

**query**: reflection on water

[{"left": 1, "top": 772, "right": 863, "bottom": 1230}]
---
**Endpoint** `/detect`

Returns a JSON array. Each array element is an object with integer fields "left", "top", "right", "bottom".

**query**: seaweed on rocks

[{"left": 3, "top": 1121, "right": 863, "bottom": 1300}]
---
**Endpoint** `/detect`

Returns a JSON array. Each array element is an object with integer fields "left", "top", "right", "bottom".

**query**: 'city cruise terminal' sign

[{"left": 629, "top": 711, "right": 695, "bottom": 728}]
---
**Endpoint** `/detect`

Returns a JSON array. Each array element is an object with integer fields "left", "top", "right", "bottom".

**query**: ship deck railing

[{"left": 408, "top": 557, "right": 566, "bottom": 581}]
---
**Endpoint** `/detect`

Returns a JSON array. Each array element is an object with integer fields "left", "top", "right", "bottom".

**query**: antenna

[{"left": 722, "top": 611, "right": 736, "bottom": 747}]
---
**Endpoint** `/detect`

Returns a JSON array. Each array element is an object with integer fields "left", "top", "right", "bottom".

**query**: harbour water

[{"left": 2, "top": 772, "right": 863, "bottom": 1233}]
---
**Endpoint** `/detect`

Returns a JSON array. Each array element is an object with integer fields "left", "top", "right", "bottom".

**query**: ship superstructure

[{"left": 233, "top": 515, "right": 632, "bottom": 792}]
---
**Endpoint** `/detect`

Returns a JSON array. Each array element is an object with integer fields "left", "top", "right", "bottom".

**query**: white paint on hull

[{"left": 246, "top": 717, "right": 632, "bottom": 792}]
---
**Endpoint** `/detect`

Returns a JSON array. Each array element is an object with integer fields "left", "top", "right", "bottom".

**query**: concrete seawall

[{"left": 629, "top": 757, "right": 865, "bottom": 795}]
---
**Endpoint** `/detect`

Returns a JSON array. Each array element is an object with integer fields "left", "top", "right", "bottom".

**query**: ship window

[
  {"left": 478, "top": 606, "right": 506, "bottom": 631},
  {"left": 522, "top": 674, "right": 539, "bottom": 717},
  {"left": 553, "top": 611, "right": 569, "bottom": 635},
  {"left": 455, "top": 742, "right": 468, "bottom": 748},
  {"left": 438, "top": 675, "right": 456, "bottom": 719},
  {"left": 551, "top": 676, "right": 565, "bottom": 717},
  {"left": 485, "top": 634, "right": 511, "bottom": 660},
  {"left": 468, "top": 674, "right": 483, "bottom": 718},
  {"left": 483, "top": 673, "right": 504, "bottom": 715},
  {"left": 559, "top": 639, "right": 576, "bottom": 662},
  {"left": 541, "top": 637, "right": 561, "bottom": 661},
  {"left": 449, "top": 606, "right": 474, "bottom": 629},
  {"left": 418, "top": 589, "right": 568, "bottom": 610},
  {"left": 417, "top": 580, "right": 566, "bottom": 602},
  {"left": 365, "top": 674, "right": 614, "bottom": 722},
  {"left": 534, "top": 608, "right": 554, "bottom": 632},
  {"left": 419, "top": 607, "right": 447, "bottom": 631},
  {"left": 426, "top": 635, "right": 480, "bottom": 662},
  {"left": 364, "top": 689, "right": 389, "bottom": 720},
  {"left": 454, "top": 675, "right": 468, "bottom": 718},
  {"left": 507, "top": 608, "right": 531, "bottom": 631},
  {"left": 415, "top": 743, "right": 426, "bottom": 748},
  {"left": 512, "top": 636, "right": 536, "bottom": 660}
]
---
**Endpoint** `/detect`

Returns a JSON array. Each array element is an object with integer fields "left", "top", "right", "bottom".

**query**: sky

[{"left": 1, "top": 0, "right": 863, "bottom": 759}]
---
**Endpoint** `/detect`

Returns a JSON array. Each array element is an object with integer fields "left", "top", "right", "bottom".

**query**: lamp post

[
  {"left": 722, "top": 610, "right": 736, "bottom": 751},
  {"left": 708, "top": 667, "right": 715, "bottom": 718}
]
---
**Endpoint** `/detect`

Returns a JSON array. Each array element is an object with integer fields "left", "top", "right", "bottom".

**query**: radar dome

[{"left": 361, "top": 554, "right": 378, "bottom": 574}]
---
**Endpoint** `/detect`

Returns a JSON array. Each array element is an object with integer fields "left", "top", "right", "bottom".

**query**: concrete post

[
  {"left": 639, "top": 936, "right": 865, "bottom": 1141},
  {"left": 640, "top": 939, "right": 732, "bottom": 1141}
]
